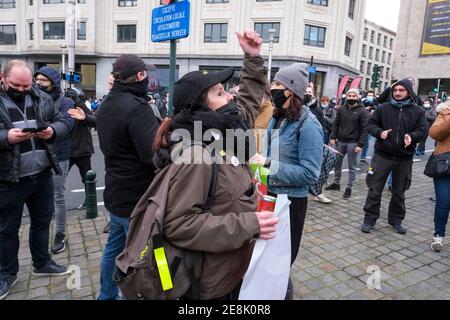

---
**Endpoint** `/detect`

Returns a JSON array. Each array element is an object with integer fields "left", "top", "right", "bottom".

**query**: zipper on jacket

[{"left": 396, "top": 108, "right": 403, "bottom": 146}]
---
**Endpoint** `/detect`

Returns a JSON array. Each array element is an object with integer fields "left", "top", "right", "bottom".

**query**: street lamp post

[
  {"left": 60, "top": 44, "right": 67, "bottom": 90},
  {"left": 67, "top": 0, "right": 76, "bottom": 74},
  {"left": 267, "top": 28, "right": 276, "bottom": 83}
]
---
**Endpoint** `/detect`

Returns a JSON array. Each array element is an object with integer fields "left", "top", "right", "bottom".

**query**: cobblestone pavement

[{"left": 8, "top": 160, "right": 450, "bottom": 300}]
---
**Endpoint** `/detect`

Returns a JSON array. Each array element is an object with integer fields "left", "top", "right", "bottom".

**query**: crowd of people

[{"left": 0, "top": 28, "right": 449, "bottom": 301}]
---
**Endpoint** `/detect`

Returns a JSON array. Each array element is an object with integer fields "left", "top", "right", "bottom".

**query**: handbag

[{"left": 424, "top": 152, "right": 450, "bottom": 178}]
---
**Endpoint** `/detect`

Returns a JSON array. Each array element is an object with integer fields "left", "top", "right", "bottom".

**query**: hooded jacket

[
  {"left": 35, "top": 67, "right": 75, "bottom": 162},
  {"left": 429, "top": 107, "right": 450, "bottom": 156},
  {"left": 369, "top": 79, "right": 428, "bottom": 161}
]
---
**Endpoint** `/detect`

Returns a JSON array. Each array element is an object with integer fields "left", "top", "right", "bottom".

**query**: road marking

[{"left": 71, "top": 187, "right": 105, "bottom": 193}]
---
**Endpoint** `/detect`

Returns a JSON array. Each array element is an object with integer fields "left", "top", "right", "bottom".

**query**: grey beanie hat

[
  {"left": 274, "top": 63, "right": 309, "bottom": 98},
  {"left": 347, "top": 88, "right": 360, "bottom": 96}
]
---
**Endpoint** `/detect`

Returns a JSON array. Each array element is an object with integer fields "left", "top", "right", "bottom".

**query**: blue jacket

[
  {"left": 264, "top": 107, "right": 324, "bottom": 198},
  {"left": 35, "top": 67, "right": 75, "bottom": 161}
]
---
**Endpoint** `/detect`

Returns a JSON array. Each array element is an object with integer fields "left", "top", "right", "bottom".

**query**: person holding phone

[{"left": 0, "top": 60, "right": 71, "bottom": 300}]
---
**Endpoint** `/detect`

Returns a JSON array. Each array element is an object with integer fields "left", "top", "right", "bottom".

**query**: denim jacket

[{"left": 264, "top": 107, "right": 324, "bottom": 198}]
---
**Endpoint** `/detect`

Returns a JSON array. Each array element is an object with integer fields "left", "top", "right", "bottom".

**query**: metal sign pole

[{"left": 168, "top": 39, "right": 177, "bottom": 117}]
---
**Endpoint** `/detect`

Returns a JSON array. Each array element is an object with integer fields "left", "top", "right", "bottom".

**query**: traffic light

[{"left": 371, "top": 65, "right": 381, "bottom": 89}]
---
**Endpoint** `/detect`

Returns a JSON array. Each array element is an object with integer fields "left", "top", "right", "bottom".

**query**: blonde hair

[{"left": 436, "top": 101, "right": 450, "bottom": 113}]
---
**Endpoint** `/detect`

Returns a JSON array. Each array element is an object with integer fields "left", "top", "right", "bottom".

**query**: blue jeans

[
  {"left": 98, "top": 213, "right": 129, "bottom": 300},
  {"left": 0, "top": 170, "right": 53, "bottom": 276},
  {"left": 434, "top": 176, "right": 450, "bottom": 237},
  {"left": 361, "top": 135, "right": 374, "bottom": 161}
]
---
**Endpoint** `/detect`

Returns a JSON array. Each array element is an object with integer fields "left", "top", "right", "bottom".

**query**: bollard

[{"left": 85, "top": 170, "right": 98, "bottom": 219}]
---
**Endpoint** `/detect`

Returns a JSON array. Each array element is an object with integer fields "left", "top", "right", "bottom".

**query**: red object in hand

[{"left": 258, "top": 195, "right": 277, "bottom": 212}]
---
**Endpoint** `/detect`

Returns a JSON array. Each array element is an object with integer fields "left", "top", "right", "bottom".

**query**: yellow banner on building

[{"left": 421, "top": 0, "right": 450, "bottom": 55}]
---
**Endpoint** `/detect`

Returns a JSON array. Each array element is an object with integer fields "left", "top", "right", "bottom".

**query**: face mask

[
  {"left": 367, "top": 97, "right": 374, "bottom": 102},
  {"left": 217, "top": 100, "right": 239, "bottom": 115},
  {"left": 271, "top": 89, "right": 289, "bottom": 109},
  {"left": 347, "top": 100, "right": 358, "bottom": 106},
  {"left": 135, "top": 77, "right": 149, "bottom": 98},
  {"left": 321, "top": 104, "right": 328, "bottom": 109},
  {"left": 424, "top": 104, "right": 431, "bottom": 109},
  {"left": 37, "top": 84, "right": 50, "bottom": 93},
  {"left": 304, "top": 94, "right": 313, "bottom": 105},
  {"left": 6, "top": 86, "right": 30, "bottom": 101}
]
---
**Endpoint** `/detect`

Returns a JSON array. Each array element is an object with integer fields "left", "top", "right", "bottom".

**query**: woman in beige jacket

[{"left": 429, "top": 101, "right": 450, "bottom": 252}]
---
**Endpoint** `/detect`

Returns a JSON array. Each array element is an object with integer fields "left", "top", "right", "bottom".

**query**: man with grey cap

[
  {"left": 252, "top": 62, "right": 324, "bottom": 299},
  {"left": 326, "top": 88, "right": 369, "bottom": 199}
]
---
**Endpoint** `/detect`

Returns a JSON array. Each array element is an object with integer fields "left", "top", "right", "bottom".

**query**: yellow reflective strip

[{"left": 154, "top": 247, "right": 173, "bottom": 291}]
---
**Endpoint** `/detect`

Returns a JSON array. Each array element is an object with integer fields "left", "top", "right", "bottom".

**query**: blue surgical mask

[{"left": 367, "top": 97, "right": 374, "bottom": 102}]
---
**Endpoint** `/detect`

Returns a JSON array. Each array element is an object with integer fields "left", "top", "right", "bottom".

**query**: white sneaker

[
  {"left": 314, "top": 194, "right": 332, "bottom": 204},
  {"left": 431, "top": 237, "right": 444, "bottom": 252}
]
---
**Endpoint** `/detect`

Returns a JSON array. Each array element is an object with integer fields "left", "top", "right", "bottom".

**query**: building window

[
  {"left": 383, "top": 35, "right": 388, "bottom": 48},
  {"left": 43, "top": 0, "right": 65, "bottom": 3},
  {"left": 367, "top": 62, "right": 372, "bottom": 74},
  {"left": 43, "top": 22, "right": 65, "bottom": 40},
  {"left": 360, "top": 61, "right": 365, "bottom": 73},
  {"left": 307, "top": 0, "right": 328, "bottom": 6},
  {"left": 369, "top": 46, "right": 373, "bottom": 59},
  {"left": 117, "top": 24, "right": 136, "bottom": 43},
  {"left": 388, "top": 53, "right": 392, "bottom": 64},
  {"left": 390, "top": 38, "right": 393, "bottom": 49},
  {"left": 348, "top": 0, "right": 355, "bottom": 19},
  {"left": 29, "top": 22, "right": 34, "bottom": 40},
  {"left": 370, "top": 30, "right": 375, "bottom": 43},
  {"left": 118, "top": 0, "right": 136, "bottom": 6},
  {"left": 206, "top": 0, "right": 229, "bottom": 3},
  {"left": 375, "top": 49, "right": 380, "bottom": 61},
  {"left": 362, "top": 44, "right": 367, "bottom": 57},
  {"left": 204, "top": 23, "right": 228, "bottom": 43},
  {"left": 0, "top": 25, "right": 16, "bottom": 44},
  {"left": 77, "top": 21, "right": 86, "bottom": 40},
  {"left": 382, "top": 51, "right": 386, "bottom": 63},
  {"left": 377, "top": 33, "right": 381, "bottom": 45},
  {"left": 345, "top": 36, "right": 352, "bottom": 56},
  {"left": 304, "top": 24, "right": 326, "bottom": 48},
  {"left": 0, "top": 0, "right": 15, "bottom": 8},
  {"left": 363, "top": 27, "right": 368, "bottom": 41},
  {"left": 254, "top": 22, "right": 280, "bottom": 43}
]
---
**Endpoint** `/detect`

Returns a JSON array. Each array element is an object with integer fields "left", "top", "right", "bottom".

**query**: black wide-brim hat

[{"left": 173, "top": 68, "right": 235, "bottom": 114}]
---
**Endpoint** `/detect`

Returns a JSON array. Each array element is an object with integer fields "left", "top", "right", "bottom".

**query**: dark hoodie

[
  {"left": 368, "top": 79, "right": 428, "bottom": 161},
  {"left": 35, "top": 67, "right": 75, "bottom": 161}
]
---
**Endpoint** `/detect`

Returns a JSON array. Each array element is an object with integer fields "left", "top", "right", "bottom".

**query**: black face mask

[
  {"left": 37, "top": 84, "right": 50, "bottom": 93},
  {"left": 304, "top": 94, "right": 313, "bottom": 105},
  {"left": 217, "top": 100, "right": 239, "bottom": 115},
  {"left": 347, "top": 100, "right": 358, "bottom": 106},
  {"left": 6, "top": 86, "right": 30, "bottom": 101},
  {"left": 271, "top": 89, "right": 289, "bottom": 109},
  {"left": 136, "top": 77, "right": 149, "bottom": 98}
]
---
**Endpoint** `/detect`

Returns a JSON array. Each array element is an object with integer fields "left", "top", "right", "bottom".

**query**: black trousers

[
  {"left": 289, "top": 197, "right": 308, "bottom": 266},
  {"left": 0, "top": 171, "right": 53, "bottom": 276},
  {"left": 69, "top": 155, "right": 92, "bottom": 184},
  {"left": 363, "top": 154, "right": 413, "bottom": 226}
]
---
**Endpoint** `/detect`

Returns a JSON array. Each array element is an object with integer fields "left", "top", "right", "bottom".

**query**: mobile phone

[
  {"left": 22, "top": 128, "right": 38, "bottom": 133},
  {"left": 36, "top": 126, "right": 48, "bottom": 132}
]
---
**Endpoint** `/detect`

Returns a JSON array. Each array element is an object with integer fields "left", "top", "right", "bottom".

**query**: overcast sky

[{"left": 365, "top": 0, "right": 402, "bottom": 32}]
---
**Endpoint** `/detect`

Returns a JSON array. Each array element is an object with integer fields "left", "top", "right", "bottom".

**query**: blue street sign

[
  {"left": 309, "top": 66, "right": 317, "bottom": 74},
  {"left": 151, "top": 0, "right": 190, "bottom": 43}
]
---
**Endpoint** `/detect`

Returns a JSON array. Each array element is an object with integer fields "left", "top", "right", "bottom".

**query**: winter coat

[
  {"left": 331, "top": 102, "right": 369, "bottom": 148},
  {"left": 429, "top": 109, "right": 450, "bottom": 156},
  {"left": 0, "top": 85, "right": 69, "bottom": 182},
  {"left": 96, "top": 83, "right": 160, "bottom": 218}
]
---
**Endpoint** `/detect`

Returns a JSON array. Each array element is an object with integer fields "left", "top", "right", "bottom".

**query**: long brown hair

[{"left": 153, "top": 118, "right": 173, "bottom": 151}]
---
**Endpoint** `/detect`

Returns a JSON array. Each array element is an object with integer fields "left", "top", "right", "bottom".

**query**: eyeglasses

[{"left": 34, "top": 77, "right": 51, "bottom": 84}]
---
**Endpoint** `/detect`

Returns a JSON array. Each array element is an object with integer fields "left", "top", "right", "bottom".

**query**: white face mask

[{"left": 424, "top": 104, "right": 431, "bottom": 109}]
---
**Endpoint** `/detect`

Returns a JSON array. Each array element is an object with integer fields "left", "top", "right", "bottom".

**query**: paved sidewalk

[{"left": 8, "top": 160, "right": 450, "bottom": 300}]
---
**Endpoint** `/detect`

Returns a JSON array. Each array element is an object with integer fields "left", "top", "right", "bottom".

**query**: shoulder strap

[{"left": 201, "top": 148, "right": 218, "bottom": 212}]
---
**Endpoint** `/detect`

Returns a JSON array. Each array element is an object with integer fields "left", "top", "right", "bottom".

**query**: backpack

[{"left": 113, "top": 144, "right": 218, "bottom": 300}]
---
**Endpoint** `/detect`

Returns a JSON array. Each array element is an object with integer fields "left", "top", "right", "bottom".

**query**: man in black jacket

[
  {"left": 326, "top": 88, "right": 369, "bottom": 199},
  {"left": 0, "top": 60, "right": 71, "bottom": 300},
  {"left": 96, "top": 54, "right": 159, "bottom": 300},
  {"left": 362, "top": 79, "right": 428, "bottom": 235}
]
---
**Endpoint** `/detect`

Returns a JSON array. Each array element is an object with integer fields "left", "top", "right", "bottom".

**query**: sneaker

[
  {"left": 313, "top": 194, "right": 332, "bottom": 204},
  {"left": 325, "top": 183, "right": 341, "bottom": 192},
  {"left": 360, "top": 159, "right": 369, "bottom": 166},
  {"left": 0, "top": 275, "right": 17, "bottom": 300},
  {"left": 51, "top": 233, "right": 66, "bottom": 255},
  {"left": 390, "top": 224, "right": 407, "bottom": 235},
  {"left": 431, "top": 237, "right": 444, "bottom": 252},
  {"left": 361, "top": 224, "right": 375, "bottom": 234},
  {"left": 69, "top": 203, "right": 86, "bottom": 211},
  {"left": 32, "top": 260, "right": 71, "bottom": 277},
  {"left": 343, "top": 188, "right": 352, "bottom": 199}
]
